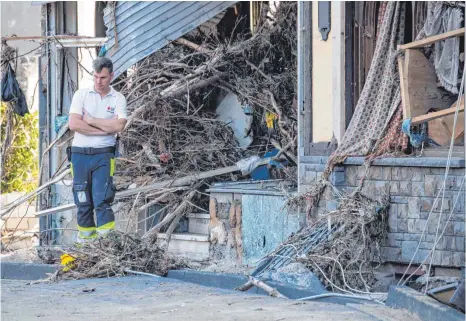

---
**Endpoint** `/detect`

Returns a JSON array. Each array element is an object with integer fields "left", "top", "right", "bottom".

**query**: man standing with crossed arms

[{"left": 68, "top": 57, "right": 127, "bottom": 243}]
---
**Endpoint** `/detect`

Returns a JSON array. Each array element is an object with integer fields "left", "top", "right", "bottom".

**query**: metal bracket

[{"left": 318, "top": 1, "right": 331, "bottom": 41}]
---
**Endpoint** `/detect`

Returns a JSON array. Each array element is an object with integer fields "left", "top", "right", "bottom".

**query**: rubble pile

[
  {"left": 112, "top": 2, "right": 297, "bottom": 239},
  {"left": 36, "top": 231, "right": 175, "bottom": 282},
  {"left": 256, "top": 189, "right": 390, "bottom": 294}
]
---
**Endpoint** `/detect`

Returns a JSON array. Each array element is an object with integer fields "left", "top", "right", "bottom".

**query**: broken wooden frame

[{"left": 398, "top": 27, "right": 465, "bottom": 145}]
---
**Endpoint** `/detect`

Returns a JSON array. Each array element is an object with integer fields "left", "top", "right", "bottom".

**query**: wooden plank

[
  {"left": 401, "top": 49, "right": 455, "bottom": 119},
  {"left": 35, "top": 158, "right": 272, "bottom": 217},
  {"left": 428, "top": 112, "right": 465, "bottom": 146},
  {"left": 398, "top": 56, "right": 410, "bottom": 119},
  {"left": 399, "top": 28, "right": 465, "bottom": 50},
  {"left": 411, "top": 96, "right": 465, "bottom": 125}
]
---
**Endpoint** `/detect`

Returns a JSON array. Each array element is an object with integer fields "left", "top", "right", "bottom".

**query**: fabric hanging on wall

[
  {"left": 330, "top": 1, "right": 406, "bottom": 161},
  {"left": 417, "top": 2, "right": 463, "bottom": 94}
]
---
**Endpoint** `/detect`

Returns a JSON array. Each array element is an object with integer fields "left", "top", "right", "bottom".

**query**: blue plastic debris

[{"left": 55, "top": 115, "right": 69, "bottom": 134}]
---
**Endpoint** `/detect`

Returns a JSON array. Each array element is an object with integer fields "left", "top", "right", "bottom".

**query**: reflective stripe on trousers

[{"left": 77, "top": 225, "right": 97, "bottom": 243}]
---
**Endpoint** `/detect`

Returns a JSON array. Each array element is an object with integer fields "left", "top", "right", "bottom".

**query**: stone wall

[{"left": 299, "top": 158, "right": 465, "bottom": 267}]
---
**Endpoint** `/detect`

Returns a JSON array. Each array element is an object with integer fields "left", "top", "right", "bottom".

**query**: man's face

[{"left": 93, "top": 68, "right": 114, "bottom": 92}]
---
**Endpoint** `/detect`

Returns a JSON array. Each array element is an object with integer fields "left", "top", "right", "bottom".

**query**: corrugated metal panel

[{"left": 103, "top": 1, "right": 236, "bottom": 77}]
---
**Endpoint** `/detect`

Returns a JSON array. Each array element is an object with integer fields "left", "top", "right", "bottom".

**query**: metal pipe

[
  {"left": 124, "top": 269, "right": 162, "bottom": 278},
  {"left": 296, "top": 292, "right": 386, "bottom": 304}
]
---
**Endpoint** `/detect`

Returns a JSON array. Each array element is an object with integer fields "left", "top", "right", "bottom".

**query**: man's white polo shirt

[{"left": 69, "top": 86, "right": 127, "bottom": 148}]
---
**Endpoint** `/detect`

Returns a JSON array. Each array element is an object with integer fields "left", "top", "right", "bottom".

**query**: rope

[
  {"left": 424, "top": 69, "right": 465, "bottom": 293},
  {"left": 398, "top": 66, "right": 465, "bottom": 289}
]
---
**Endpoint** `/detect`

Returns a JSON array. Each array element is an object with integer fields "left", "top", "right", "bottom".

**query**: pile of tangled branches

[
  {"left": 114, "top": 2, "right": 297, "bottom": 183},
  {"left": 298, "top": 192, "right": 389, "bottom": 293},
  {"left": 38, "top": 231, "right": 176, "bottom": 283}
]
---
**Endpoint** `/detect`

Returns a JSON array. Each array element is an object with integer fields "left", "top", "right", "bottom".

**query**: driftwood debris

[{"left": 236, "top": 277, "right": 288, "bottom": 299}]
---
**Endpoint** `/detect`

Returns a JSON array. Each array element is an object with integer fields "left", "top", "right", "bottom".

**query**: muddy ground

[{"left": 1, "top": 276, "right": 420, "bottom": 321}]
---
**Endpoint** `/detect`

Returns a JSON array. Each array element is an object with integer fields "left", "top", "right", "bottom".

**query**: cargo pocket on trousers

[
  {"left": 103, "top": 177, "right": 116, "bottom": 203},
  {"left": 73, "top": 181, "right": 91, "bottom": 206}
]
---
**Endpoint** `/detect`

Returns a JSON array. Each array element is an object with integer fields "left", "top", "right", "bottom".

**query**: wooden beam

[
  {"left": 410, "top": 97, "right": 465, "bottom": 126},
  {"left": 398, "top": 56, "right": 409, "bottom": 119},
  {"left": 399, "top": 28, "right": 465, "bottom": 50},
  {"left": 2, "top": 35, "right": 103, "bottom": 41},
  {"left": 34, "top": 158, "right": 272, "bottom": 217}
]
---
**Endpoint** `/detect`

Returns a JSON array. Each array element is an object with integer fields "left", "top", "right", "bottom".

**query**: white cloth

[
  {"left": 69, "top": 86, "right": 127, "bottom": 148},
  {"left": 418, "top": 2, "right": 463, "bottom": 94},
  {"left": 236, "top": 156, "right": 262, "bottom": 175}
]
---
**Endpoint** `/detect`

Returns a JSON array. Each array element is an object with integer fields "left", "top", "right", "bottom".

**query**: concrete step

[
  {"left": 158, "top": 233, "right": 210, "bottom": 261},
  {"left": 187, "top": 213, "right": 210, "bottom": 234}
]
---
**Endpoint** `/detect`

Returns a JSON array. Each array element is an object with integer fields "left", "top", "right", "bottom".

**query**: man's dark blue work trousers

[{"left": 71, "top": 150, "right": 116, "bottom": 242}]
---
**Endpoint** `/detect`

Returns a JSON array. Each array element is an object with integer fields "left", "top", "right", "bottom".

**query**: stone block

[
  {"left": 437, "top": 236, "right": 455, "bottom": 250},
  {"left": 404, "top": 233, "right": 423, "bottom": 241},
  {"left": 425, "top": 175, "right": 438, "bottom": 197},
  {"left": 412, "top": 169, "right": 424, "bottom": 182},
  {"left": 425, "top": 234, "right": 436, "bottom": 243},
  {"left": 432, "top": 250, "right": 452, "bottom": 266},
  {"left": 398, "top": 219, "right": 408, "bottom": 232},
  {"left": 402, "top": 241, "right": 428, "bottom": 263},
  {"left": 361, "top": 181, "right": 376, "bottom": 196},
  {"left": 455, "top": 237, "right": 465, "bottom": 252},
  {"left": 399, "top": 181, "right": 412, "bottom": 196},
  {"left": 419, "top": 241, "right": 434, "bottom": 250},
  {"left": 391, "top": 167, "right": 403, "bottom": 181},
  {"left": 375, "top": 181, "right": 390, "bottom": 196},
  {"left": 452, "top": 252, "right": 465, "bottom": 267},
  {"left": 392, "top": 232, "right": 404, "bottom": 241},
  {"left": 420, "top": 198, "right": 433, "bottom": 212},
  {"left": 382, "top": 167, "right": 392, "bottom": 180},
  {"left": 381, "top": 246, "right": 402, "bottom": 262},
  {"left": 420, "top": 212, "right": 430, "bottom": 220},
  {"left": 331, "top": 171, "right": 346, "bottom": 186},
  {"left": 416, "top": 219, "right": 428, "bottom": 234},
  {"left": 411, "top": 182, "right": 425, "bottom": 197},
  {"left": 367, "top": 167, "right": 383, "bottom": 180},
  {"left": 408, "top": 219, "right": 416, "bottom": 233},
  {"left": 388, "top": 214, "right": 397, "bottom": 233},
  {"left": 434, "top": 198, "right": 451, "bottom": 212},
  {"left": 305, "top": 164, "right": 326, "bottom": 172},
  {"left": 390, "top": 181, "right": 400, "bottom": 195},
  {"left": 398, "top": 204, "right": 409, "bottom": 218},
  {"left": 425, "top": 175, "right": 459, "bottom": 196},
  {"left": 454, "top": 221, "right": 465, "bottom": 236},
  {"left": 450, "top": 191, "right": 465, "bottom": 214},
  {"left": 450, "top": 214, "right": 465, "bottom": 222},
  {"left": 390, "top": 196, "right": 408, "bottom": 204},
  {"left": 444, "top": 221, "right": 455, "bottom": 236},
  {"left": 408, "top": 198, "right": 421, "bottom": 218},
  {"left": 345, "top": 167, "right": 357, "bottom": 186}
]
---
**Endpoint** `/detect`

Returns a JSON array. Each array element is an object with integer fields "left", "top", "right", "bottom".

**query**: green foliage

[{"left": 1, "top": 103, "right": 39, "bottom": 193}]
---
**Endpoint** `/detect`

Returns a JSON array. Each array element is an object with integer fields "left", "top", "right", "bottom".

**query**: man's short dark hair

[{"left": 93, "top": 57, "right": 113, "bottom": 73}]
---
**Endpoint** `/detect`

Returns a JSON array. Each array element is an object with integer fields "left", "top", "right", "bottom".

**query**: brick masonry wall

[{"left": 299, "top": 163, "right": 465, "bottom": 267}]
